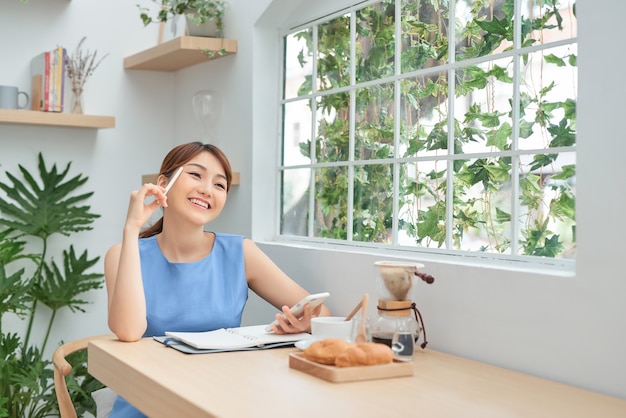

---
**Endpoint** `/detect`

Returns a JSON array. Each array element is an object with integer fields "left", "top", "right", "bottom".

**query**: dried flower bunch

[{"left": 65, "top": 36, "right": 108, "bottom": 93}]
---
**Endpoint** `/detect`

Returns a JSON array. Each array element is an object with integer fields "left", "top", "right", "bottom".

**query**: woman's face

[{"left": 163, "top": 151, "right": 228, "bottom": 225}]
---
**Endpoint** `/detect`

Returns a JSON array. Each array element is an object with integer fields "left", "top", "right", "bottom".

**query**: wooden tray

[{"left": 289, "top": 353, "right": 413, "bottom": 383}]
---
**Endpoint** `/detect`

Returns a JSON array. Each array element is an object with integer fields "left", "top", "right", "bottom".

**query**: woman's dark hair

[{"left": 139, "top": 142, "right": 233, "bottom": 238}]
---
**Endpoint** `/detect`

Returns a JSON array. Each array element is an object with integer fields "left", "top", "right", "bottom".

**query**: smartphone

[{"left": 265, "top": 292, "right": 330, "bottom": 332}]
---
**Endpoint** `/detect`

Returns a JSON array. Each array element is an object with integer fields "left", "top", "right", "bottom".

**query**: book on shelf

[
  {"left": 49, "top": 50, "right": 56, "bottom": 111},
  {"left": 30, "top": 51, "right": 45, "bottom": 111},
  {"left": 57, "top": 47, "right": 67, "bottom": 112},
  {"left": 30, "top": 47, "right": 66, "bottom": 112},
  {"left": 51, "top": 47, "right": 67, "bottom": 112},
  {"left": 157, "top": 324, "right": 311, "bottom": 354}
]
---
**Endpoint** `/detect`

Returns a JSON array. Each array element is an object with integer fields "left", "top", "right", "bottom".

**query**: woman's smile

[{"left": 189, "top": 197, "right": 210, "bottom": 210}]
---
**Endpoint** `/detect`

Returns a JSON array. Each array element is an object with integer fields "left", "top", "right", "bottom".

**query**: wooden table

[{"left": 88, "top": 336, "right": 626, "bottom": 418}]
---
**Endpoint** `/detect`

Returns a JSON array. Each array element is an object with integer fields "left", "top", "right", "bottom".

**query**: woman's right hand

[{"left": 125, "top": 183, "right": 168, "bottom": 231}]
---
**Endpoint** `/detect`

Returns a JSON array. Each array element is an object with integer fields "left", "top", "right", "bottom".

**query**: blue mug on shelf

[{"left": 0, "top": 85, "right": 29, "bottom": 110}]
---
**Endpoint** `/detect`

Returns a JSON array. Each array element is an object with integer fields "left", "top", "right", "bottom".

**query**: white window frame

[{"left": 267, "top": 0, "right": 576, "bottom": 275}]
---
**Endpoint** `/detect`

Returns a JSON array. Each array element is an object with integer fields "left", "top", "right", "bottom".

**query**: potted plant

[
  {"left": 0, "top": 153, "right": 104, "bottom": 417},
  {"left": 139, "top": 0, "right": 225, "bottom": 38}
]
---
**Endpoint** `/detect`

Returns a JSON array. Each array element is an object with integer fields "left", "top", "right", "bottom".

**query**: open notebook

[{"left": 160, "top": 325, "right": 311, "bottom": 353}]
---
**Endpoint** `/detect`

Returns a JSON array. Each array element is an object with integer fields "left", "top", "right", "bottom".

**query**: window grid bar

[
  {"left": 280, "top": 145, "right": 575, "bottom": 171},
  {"left": 275, "top": 235, "right": 573, "bottom": 270},
  {"left": 445, "top": 0, "right": 457, "bottom": 250},
  {"left": 347, "top": 12, "right": 357, "bottom": 242},
  {"left": 391, "top": 0, "right": 402, "bottom": 246},
  {"left": 276, "top": 33, "right": 285, "bottom": 239},
  {"left": 510, "top": 0, "right": 524, "bottom": 256},
  {"left": 307, "top": 25, "right": 320, "bottom": 238}
]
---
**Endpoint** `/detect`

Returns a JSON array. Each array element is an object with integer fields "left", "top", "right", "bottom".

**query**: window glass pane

[
  {"left": 314, "top": 166, "right": 348, "bottom": 239},
  {"left": 455, "top": 58, "right": 514, "bottom": 154},
  {"left": 401, "top": 0, "right": 449, "bottom": 72},
  {"left": 518, "top": 152, "right": 575, "bottom": 258},
  {"left": 400, "top": 72, "right": 449, "bottom": 158},
  {"left": 455, "top": 0, "right": 514, "bottom": 62},
  {"left": 519, "top": 45, "right": 578, "bottom": 150},
  {"left": 398, "top": 160, "right": 447, "bottom": 248},
  {"left": 454, "top": 157, "right": 513, "bottom": 252},
  {"left": 315, "top": 93, "right": 350, "bottom": 163},
  {"left": 318, "top": 14, "right": 351, "bottom": 91},
  {"left": 281, "top": 168, "right": 310, "bottom": 237},
  {"left": 355, "top": 83, "right": 394, "bottom": 160},
  {"left": 353, "top": 163, "right": 394, "bottom": 243},
  {"left": 456, "top": 0, "right": 576, "bottom": 62},
  {"left": 284, "top": 30, "right": 313, "bottom": 100},
  {"left": 356, "top": 0, "right": 395, "bottom": 84},
  {"left": 522, "top": 0, "right": 577, "bottom": 45},
  {"left": 283, "top": 100, "right": 312, "bottom": 166}
]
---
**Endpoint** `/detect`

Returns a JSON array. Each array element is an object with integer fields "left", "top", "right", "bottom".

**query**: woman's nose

[{"left": 197, "top": 181, "right": 213, "bottom": 196}]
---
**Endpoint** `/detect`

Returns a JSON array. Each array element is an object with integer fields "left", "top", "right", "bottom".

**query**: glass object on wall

[{"left": 192, "top": 90, "right": 222, "bottom": 146}]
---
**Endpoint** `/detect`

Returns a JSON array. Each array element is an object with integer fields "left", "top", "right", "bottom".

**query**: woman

[{"left": 104, "top": 142, "right": 330, "bottom": 417}]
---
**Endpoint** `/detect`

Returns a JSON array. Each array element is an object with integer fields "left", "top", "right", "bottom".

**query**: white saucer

[
  {"left": 294, "top": 338, "right": 316, "bottom": 350},
  {"left": 295, "top": 337, "right": 353, "bottom": 350}
]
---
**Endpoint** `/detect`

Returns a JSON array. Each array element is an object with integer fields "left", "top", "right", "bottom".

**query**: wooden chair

[{"left": 52, "top": 334, "right": 115, "bottom": 418}]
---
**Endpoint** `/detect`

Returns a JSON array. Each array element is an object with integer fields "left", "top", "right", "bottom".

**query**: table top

[{"left": 88, "top": 336, "right": 626, "bottom": 418}]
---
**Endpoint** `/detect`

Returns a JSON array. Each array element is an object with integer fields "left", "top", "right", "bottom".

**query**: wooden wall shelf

[
  {"left": 124, "top": 36, "right": 238, "bottom": 71},
  {"left": 0, "top": 109, "right": 115, "bottom": 129},
  {"left": 142, "top": 171, "right": 240, "bottom": 186}
]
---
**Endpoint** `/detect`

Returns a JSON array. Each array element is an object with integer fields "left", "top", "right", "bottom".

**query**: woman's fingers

[
  {"left": 274, "top": 304, "right": 311, "bottom": 334},
  {"left": 126, "top": 183, "right": 168, "bottom": 228}
]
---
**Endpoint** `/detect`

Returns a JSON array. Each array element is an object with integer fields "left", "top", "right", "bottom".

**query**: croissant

[
  {"left": 334, "top": 342, "right": 394, "bottom": 367},
  {"left": 303, "top": 338, "right": 354, "bottom": 365}
]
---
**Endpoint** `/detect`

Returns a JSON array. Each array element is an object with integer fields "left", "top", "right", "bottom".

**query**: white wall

[
  {"left": 248, "top": 0, "right": 626, "bottom": 400},
  {"left": 1, "top": 0, "right": 624, "bottom": 401}
]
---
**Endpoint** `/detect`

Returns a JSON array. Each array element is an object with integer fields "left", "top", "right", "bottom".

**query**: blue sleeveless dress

[{"left": 109, "top": 232, "right": 248, "bottom": 418}]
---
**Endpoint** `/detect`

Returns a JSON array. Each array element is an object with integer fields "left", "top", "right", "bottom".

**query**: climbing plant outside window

[{"left": 280, "top": 0, "right": 576, "bottom": 265}]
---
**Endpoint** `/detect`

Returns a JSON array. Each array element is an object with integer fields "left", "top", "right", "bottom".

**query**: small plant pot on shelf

[
  {"left": 185, "top": 15, "right": 221, "bottom": 37},
  {"left": 138, "top": 1, "right": 226, "bottom": 38}
]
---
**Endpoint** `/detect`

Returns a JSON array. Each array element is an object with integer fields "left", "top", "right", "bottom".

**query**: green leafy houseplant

[
  {"left": 0, "top": 153, "right": 104, "bottom": 418},
  {"left": 138, "top": 0, "right": 225, "bottom": 35}
]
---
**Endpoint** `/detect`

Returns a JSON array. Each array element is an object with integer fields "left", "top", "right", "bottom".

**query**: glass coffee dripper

[{"left": 370, "top": 261, "right": 434, "bottom": 352}]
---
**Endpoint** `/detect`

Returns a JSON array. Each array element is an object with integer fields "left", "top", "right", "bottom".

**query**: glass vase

[
  {"left": 71, "top": 87, "right": 84, "bottom": 114},
  {"left": 192, "top": 90, "right": 221, "bottom": 145}
]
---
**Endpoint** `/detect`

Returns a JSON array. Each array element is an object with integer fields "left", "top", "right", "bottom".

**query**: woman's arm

[
  {"left": 104, "top": 233, "right": 147, "bottom": 341},
  {"left": 105, "top": 184, "right": 167, "bottom": 341},
  {"left": 244, "top": 238, "right": 331, "bottom": 334}
]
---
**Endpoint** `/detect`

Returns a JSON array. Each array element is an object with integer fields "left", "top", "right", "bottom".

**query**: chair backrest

[{"left": 52, "top": 334, "right": 115, "bottom": 418}]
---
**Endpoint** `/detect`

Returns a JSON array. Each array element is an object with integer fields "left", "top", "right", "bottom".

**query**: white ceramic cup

[
  {"left": 0, "top": 85, "right": 29, "bottom": 109},
  {"left": 310, "top": 316, "right": 353, "bottom": 341}
]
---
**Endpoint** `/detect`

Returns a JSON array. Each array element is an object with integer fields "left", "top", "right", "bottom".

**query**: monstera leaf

[
  {"left": 0, "top": 265, "right": 31, "bottom": 319},
  {"left": 31, "top": 246, "right": 102, "bottom": 313},
  {"left": 0, "top": 228, "right": 27, "bottom": 265},
  {"left": 0, "top": 152, "right": 100, "bottom": 239}
]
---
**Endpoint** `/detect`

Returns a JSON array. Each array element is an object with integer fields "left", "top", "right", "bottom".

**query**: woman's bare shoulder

[{"left": 105, "top": 242, "right": 123, "bottom": 260}]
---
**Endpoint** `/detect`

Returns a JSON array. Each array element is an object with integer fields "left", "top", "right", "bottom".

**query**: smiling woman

[{"left": 103, "top": 141, "right": 331, "bottom": 418}]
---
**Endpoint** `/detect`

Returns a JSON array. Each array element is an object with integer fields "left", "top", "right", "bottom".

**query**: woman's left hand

[{"left": 271, "top": 304, "right": 319, "bottom": 334}]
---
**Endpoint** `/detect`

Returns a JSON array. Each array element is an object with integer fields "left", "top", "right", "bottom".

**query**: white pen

[{"left": 164, "top": 166, "right": 184, "bottom": 195}]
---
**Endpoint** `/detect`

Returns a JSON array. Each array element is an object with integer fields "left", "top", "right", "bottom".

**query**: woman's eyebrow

[
  {"left": 188, "top": 162, "right": 227, "bottom": 181},
  {"left": 187, "top": 163, "right": 206, "bottom": 170}
]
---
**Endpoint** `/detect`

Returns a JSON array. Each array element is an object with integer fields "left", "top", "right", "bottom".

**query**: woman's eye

[
  {"left": 216, "top": 183, "right": 226, "bottom": 190},
  {"left": 190, "top": 172, "right": 201, "bottom": 178}
]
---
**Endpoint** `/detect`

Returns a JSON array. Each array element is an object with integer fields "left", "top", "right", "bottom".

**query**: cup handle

[{"left": 18, "top": 91, "right": 29, "bottom": 109}]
